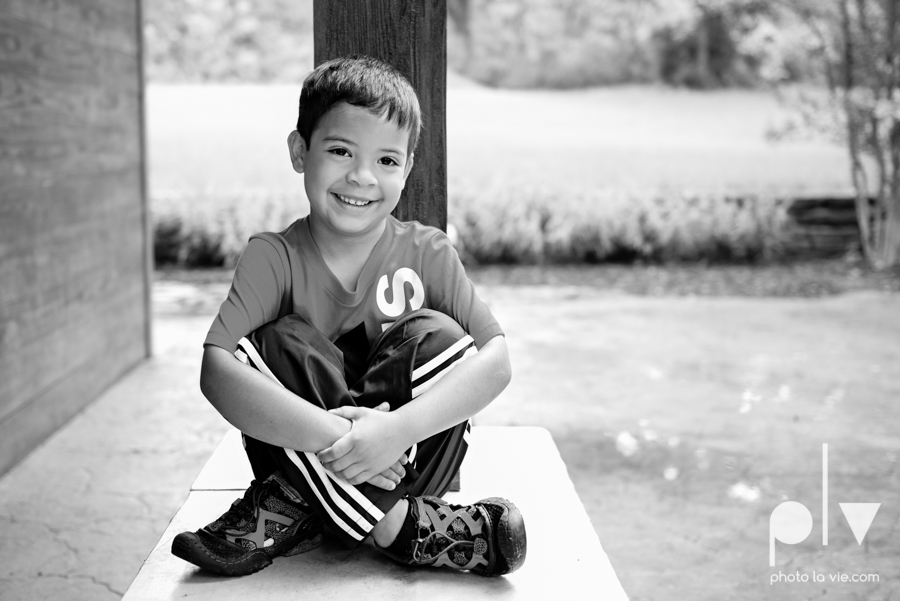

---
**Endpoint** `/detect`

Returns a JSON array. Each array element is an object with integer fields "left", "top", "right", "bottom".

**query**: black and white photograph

[{"left": 1, "top": 1, "right": 899, "bottom": 599}]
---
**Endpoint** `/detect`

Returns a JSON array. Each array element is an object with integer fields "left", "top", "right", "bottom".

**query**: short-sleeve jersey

[{"left": 205, "top": 216, "right": 503, "bottom": 354}]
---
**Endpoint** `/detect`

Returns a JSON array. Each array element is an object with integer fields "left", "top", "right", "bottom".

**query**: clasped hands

[{"left": 317, "top": 402, "right": 412, "bottom": 492}]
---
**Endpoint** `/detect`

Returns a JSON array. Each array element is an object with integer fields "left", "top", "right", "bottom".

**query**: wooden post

[{"left": 313, "top": 0, "right": 447, "bottom": 232}]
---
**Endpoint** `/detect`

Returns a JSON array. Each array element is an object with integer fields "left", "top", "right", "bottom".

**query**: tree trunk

[
  {"left": 313, "top": 0, "right": 448, "bottom": 231},
  {"left": 874, "top": 193, "right": 900, "bottom": 267},
  {"left": 696, "top": 10, "right": 711, "bottom": 87}
]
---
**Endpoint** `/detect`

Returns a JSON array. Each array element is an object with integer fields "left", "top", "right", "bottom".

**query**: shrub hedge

[
  {"left": 152, "top": 186, "right": 790, "bottom": 268},
  {"left": 450, "top": 185, "right": 789, "bottom": 264}
]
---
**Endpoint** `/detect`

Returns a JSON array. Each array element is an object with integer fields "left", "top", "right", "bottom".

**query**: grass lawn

[
  {"left": 155, "top": 265, "right": 900, "bottom": 601},
  {"left": 147, "top": 78, "right": 852, "bottom": 197}
]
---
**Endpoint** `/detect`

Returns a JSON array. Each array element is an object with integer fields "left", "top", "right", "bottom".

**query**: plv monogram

[{"left": 769, "top": 444, "right": 881, "bottom": 566}]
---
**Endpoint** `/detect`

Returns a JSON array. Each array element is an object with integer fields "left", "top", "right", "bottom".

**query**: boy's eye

[
  {"left": 329, "top": 148, "right": 350, "bottom": 157},
  {"left": 379, "top": 157, "right": 399, "bottom": 167}
]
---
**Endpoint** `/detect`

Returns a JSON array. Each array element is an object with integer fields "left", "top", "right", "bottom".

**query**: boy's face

[{"left": 289, "top": 102, "right": 414, "bottom": 240}]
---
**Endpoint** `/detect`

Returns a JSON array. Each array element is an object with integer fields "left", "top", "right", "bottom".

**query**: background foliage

[
  {"left": 144, "top": 1, "right": 864, "bottom": 266},
  {"left": 144, "top": 0, "right": 820, "bottom": 89},
  {"left": 448, "top": 0, "right": 817, "bottom": 88},
  {"left": 144, "top": 0, "right": 314, "bottom": 82},
  {"left": 152, "top": 187, "right": 790, "bottom": 267}
]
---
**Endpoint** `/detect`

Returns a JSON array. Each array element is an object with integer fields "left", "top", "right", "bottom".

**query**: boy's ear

[
  {"left": 402, "top": 153, "right": 415, "bottom": 183},
  {"left": 287, "top": 130, "right": 308, "bottom": 174}
]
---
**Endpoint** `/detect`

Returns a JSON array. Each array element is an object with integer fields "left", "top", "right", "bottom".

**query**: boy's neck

[
  {"left": 307, "top": 215, "right": 388, "bottom": 288},
  {"left": 308, "top": 215, "right": 387, "bottom": 256}
]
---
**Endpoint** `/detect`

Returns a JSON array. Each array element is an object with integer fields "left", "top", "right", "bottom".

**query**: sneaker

[
  {"left": 387, "top": 496, "right": 527, "bottom": 576},
  {"left": 171, "top": 472, "right": 323, "bottom": 576}
]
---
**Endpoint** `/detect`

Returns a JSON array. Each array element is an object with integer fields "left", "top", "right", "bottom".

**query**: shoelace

[
  {"left": 412, "top": 530, "right": 474, "bottom": 563},
  {"left": 222, "top": 480, "right": 270, "bottom": 527},
  {"left": 411, "top": 505, "right": 490, "bottom": 564}
]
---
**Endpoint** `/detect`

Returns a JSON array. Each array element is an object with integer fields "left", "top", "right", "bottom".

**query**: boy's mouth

[{"left": 333, "top": 193, "right": 377, "bottom": 207}]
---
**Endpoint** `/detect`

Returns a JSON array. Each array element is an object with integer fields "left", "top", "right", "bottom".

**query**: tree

[
  {"left": 652, "top": 0, "right": 784, "bottom": 88},
  {"left": 785, "top": 0, "right": 900, "bottom": 268},
  {"left": 143, "top": 0, "right": 314, "bottom": 82}
]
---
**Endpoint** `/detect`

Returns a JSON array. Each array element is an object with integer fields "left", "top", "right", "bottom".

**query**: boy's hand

[
  {"left": 317, "top": 402, "right": 411, "bottom": 487},
  {"left": 361, "top": 402, "right": 408, "bottom": 491},
  {"left": 365, "top": 459, "right": 408, "bottom": 491}
]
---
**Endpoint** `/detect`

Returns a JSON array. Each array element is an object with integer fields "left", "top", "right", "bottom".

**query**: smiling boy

[{"left": 171, "top": 56, "right": 526, "bottom": 577}]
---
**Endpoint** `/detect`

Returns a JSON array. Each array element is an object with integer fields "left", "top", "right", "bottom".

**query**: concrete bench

[{"left": 123, "top": 427, "right": 629, "bottom": 600}]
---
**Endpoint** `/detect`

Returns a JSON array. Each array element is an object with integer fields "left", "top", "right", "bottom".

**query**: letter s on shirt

[{"left": 376, "top": 268, "right": 425, "bottom": 318}]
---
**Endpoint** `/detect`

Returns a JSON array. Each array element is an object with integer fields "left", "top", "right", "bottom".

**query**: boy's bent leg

[
  {"left": 236, "top": 311, "right": 482, "bottom": 551},
  {"left": 246, "top": 309, "right": 478, "bottom": 549},
  {"left": 172, "top": 314, "right": 357, "bottom": 574},
  {"left": 238, "top": 313, "right": 354, "bottom": 412},
  {"left": 250, "top": 309, "right": 478, "bottom": 550},
  {"left": 353, "top": 309, "right": 478, "bottom": 501},
  {"left": 357, "top": 311, "right": 527, "bottom": 576},
  {"left": 348, "top": 309, "right": 481, "bottom": 556},
  {"left": 237, "top": 314, "right": 388, "bottom": 549}
]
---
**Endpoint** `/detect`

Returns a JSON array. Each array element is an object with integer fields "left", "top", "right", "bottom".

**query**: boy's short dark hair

[{"left": 296, "top": 55, "right": 422, "bottom": 156}]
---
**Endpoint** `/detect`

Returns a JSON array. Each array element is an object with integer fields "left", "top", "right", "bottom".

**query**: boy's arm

[
  {"left": 202, "top": 345, "right": 353, "bottom": 451},
  {"left": 318, "top": 335, "right": 512, "bottom": 484},
  {"left": 397, "top": 334, "right": 511, "bottom": 440},
  {"left": 201, "top": 345, "right": 408, "bottom": 489}
]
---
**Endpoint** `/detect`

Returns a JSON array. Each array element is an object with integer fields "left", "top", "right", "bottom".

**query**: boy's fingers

[
  {"left": 328, "top": 406, "right": 365, "bottom": 420},
  {"left": 382, "top": 468, "right": 401, "bottom": 484},
  {"left": 317, "top": 445, "right": 334, "bottom": 463},
  {"left": 388, "top": 462, "right": 405, "bottom": 479},
  {"left": 336, "top": 464, "right": 360, "bottom": 483},
  {"left": 317, "top": 437, "right": 351, "bottom": 463},
  {"left": 375, "top": 402, "right": 390, "bottom": 412},
  {"left": 365, "top": 475, "right": 397, "bottom": 491},
  {"left": 381, "top": 466, "right": 403, "bottom": 484},
  {"left": 323, "top": 453, "right": 354, "bottom": 473},
  {"left": 346, "top": 467, "right": 371, "bottom": 486}
]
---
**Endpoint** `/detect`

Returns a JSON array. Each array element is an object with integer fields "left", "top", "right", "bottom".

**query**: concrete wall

[{"left": 0, "top": 0, "right": 150, "bottom": 476}]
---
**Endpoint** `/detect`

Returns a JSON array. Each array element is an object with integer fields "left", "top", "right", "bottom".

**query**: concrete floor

[
  {"left": 2, "top": 277, "right": 898, "bottom": 601},
  {"left": 0, "top": 304, "right": 232, "bottom": 600},
  {"left": 123, "top": 428, "right": 628, "bottom": 600}
]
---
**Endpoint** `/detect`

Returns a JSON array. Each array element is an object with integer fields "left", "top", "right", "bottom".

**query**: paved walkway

[
  {"left": 0, "top": 279, "right": 623, "bottom": 599},
  {"left": 0, "top": 300, "right": 230, "bottom": 600},
  {"left": 1, "top": 278, "right": 897, "bottom": 600}
]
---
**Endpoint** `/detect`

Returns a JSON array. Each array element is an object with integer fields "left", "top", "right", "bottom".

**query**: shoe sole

[
  {"left": 171, "top": 531, "right": 272, "bottom": 576},
  {"left": 171, "top": 529, "right": 323, "bottom": 577}
]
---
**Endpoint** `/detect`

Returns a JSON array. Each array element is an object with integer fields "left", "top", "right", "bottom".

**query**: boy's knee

[
  {"left": 397, "top": 309, "right": 466, "bottom": 340},
  {"left": 251, "top": 313, "right": 341, "bottom": 364},
  {"left": 379, "top": 310, "right": 473, "bottom": 364},
  {"left": 254, "top": 313, "right": 316, "bottom": 341}
]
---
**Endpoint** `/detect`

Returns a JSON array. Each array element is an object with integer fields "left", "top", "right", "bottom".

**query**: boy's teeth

[{"left": 337, "top": 194, "right": 371, "bottom": 206}]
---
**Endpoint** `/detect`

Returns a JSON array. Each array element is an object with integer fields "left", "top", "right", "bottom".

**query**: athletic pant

[{"left": 235, "top": 309, "right": 476, "bottom": 549}]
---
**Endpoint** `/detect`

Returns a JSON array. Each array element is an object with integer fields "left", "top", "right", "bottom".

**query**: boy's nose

[{"left": 348, "top": 163, "right": 377, "bottom": 186}]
